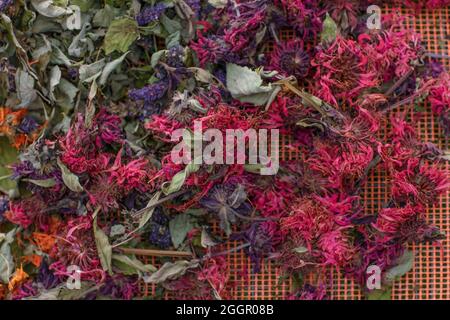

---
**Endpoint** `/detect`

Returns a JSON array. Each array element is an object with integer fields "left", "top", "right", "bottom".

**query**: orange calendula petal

[{"left": 8, "top": 266, "right": 29, "bottom": 291}]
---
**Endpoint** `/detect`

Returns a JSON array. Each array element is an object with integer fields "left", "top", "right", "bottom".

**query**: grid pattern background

[{"left": 139, "top": 5, "right": 450, "bottom": 300}]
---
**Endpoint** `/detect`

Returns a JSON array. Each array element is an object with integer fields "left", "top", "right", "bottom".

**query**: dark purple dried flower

[
  {"left": 0, "top": 0, "right": 12, "bottom": 12},
  {"left": 129, "top": 82, "right": 167, "bottom": 102},
  {"left": 424, "top": 60, "right": 445, "bottom": 79},
  {"left": 214, "top": 68, "right": 226, "bottom": 86},
  {"left": 11, "top": 161, "right": 35, "bottom": 179},
  {"left": 186, "top": 0, "right": 201, "bottom": 17},
  {"left": 393, "top": 75, "right": 417, "bottom": 98},
  {"left": 140, "top": 104, "right": 158, "bottom": 118},
  {"left": 148, "top": 208, "right": 172, "bottom": 249},
  {"left": 440, "top": 111, "right": 450, "bottom": 137},
  {"left": 37, "top": 260, "right": 62, "bottom": 290},
  {"left": 269, "top": 40, "right": 310, "bottom": 79},
  {"left": 136, "top": 3, "right": 167, "bottom": 26},
  {"left": 98, "top": 275, "right": 138, "bottom": 300},
  {"left": 18, "top": 116, "right": 39, "bottom": 134},
  {"left": 200, "top": 184, "right": 252, "bottom": 236},
  {"left": 167, "top": 45, "right": 185, "bottom": 68},
  {"left": 67, "top": 68, "right": 78, "bottom": 80},
  {"left": 232, "top": 222, "right": 274, "bottom": 273},
  {"left": 0, "top": 195, "right": 8, "bottom": 222},
  {"left": 190, "top": 35, "right": 245, "bottom": 67}
]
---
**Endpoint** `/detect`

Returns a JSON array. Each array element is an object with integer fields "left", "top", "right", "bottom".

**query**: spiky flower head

[{"left": 269, "top": 40, "right": 310, "bottom": 79}]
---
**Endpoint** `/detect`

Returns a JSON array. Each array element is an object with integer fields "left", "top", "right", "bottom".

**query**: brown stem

[
  {"left": 384, "top": 68, "right": 414, "bottom": 97},
  {"left": 116, "top": 247, "right": 193, "bottom": 258},
  {"left": 198, "top": 243, "right": 251, "bottom": 262}
]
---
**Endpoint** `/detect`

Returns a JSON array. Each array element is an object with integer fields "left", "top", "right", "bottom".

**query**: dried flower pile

[{"left": 0, "top": 0, "right": 449, "bottom": 300}]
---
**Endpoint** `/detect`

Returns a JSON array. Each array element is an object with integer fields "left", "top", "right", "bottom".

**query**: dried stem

[
  {"left": 117, "top": 247, "right": 193, "bottom": 258},
  {"left": 384, "top": 68, "right": 414, "bottom": 97}
]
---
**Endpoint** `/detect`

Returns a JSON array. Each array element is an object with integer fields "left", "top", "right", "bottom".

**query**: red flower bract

[
  {"left": 372, "top": 205, "right": 424, "bottom": 243},
  {"left": 391, "top": 158, "right": 449, "bottom": 206},
  {"left": 307, "top": 141, "right": 374, "bottom": 192},
  {"left": 318, "top": 229, "right": 356, "bottom": 267},
  {"left": 59, "top": 113, "right": 117, "bottom": 175},
  {"left": 311, "top": 36, "right": 378, "bottom": 106},
  {"left": 50, "top": 216, "right": 105, "bottom": 283}
]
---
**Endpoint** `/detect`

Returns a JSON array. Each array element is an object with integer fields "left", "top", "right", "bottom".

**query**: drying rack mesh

[{"left": 139, "top": 5, "right": 450, "bottom": 300}]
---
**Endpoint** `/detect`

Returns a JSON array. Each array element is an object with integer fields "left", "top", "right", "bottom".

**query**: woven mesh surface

[{"left": 140, "top": 5, "right": 450, "bottom": 300}]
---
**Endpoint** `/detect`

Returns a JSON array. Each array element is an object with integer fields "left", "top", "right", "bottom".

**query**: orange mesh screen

[{"left": 139, "top": 5, "right": 450, "bottom": 300}]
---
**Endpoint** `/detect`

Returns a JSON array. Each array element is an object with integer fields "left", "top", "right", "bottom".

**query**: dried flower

[
  {"left": 277, "top": 0, "right": 323, "bottom": 41},
  {"left": 37, "top": 260, "right": 61, "bottom": 290},
  {"left": 190, "top": 35, "right": 230, "bottom": 67},
  {"left": 197, "top": 257, "right": 230, "bottom": 297},
  {"left": 8, "top": 266, "right": 29, "bottom": 291},
  {"left": 269, "top": 40, "right": 310, "bottom": 79},
  {"left": 0, "top": 195, "right": 8, "bottom": 223},
  {"left": 186, "top": 0, "right": 202, "bottom": 17},
  {"left": 50, "top": 216, "right": 104, "bottom": 282},
  {"left": 129, "top": 82, "right": 168, "bottom": 103},
  {"left": 96, "top": 275, "right": 138, "bottom": 300},
  {"left": 167, "top": 45, "right": 185, "bottom": 68},
  {"left": 200, "top": 184, "right": 252, "bottom": 235},
  {"left": 311, "top": 36, "right": 378, "bottom": 106},
  {"left": 148, "top": 208, "right": 172, "bottom": 249},
  {"left": 428, "top": 73, "right": 450, "bottom": 135},
  {"left": 232, "top": 222, "right": 276, "bottom": 273},
  {"left": 0, "top": 0, "right": 12, "bottom": 12},
  {"left": 2, "top": 0, "right": 449, "bottom": 301},
  {"left": 324, "top": 0, "right": 360, "bottom": 34},
  {"left": 391, "top": 158, "right": 449, "bottom": 206},
  {"left": 136, "top": 3, "right": 167, "bottom": 26},
  {"left": 373, "top": 205, "right": 423, "bottom": 242}
]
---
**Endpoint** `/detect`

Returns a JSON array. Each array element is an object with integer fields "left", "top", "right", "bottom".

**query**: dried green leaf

[
  {"left": 208, "top": 0, "right": 227, "bottom": 8},
  {"left": 93, "top": 5, "right": 115, "bottom": 28},
  {"left": 146, "top": 260, "right": 198, "bottom": 284},
  {"left": 58, "top": 282, "right": 98, "bottom": 300},
  {"left": 112, "top": 254, "right": 156, "bottom": 275},
  {"left": 31, "top": 0, "right": 70, "bottom": 18},
  {"left": 99, "top": 52, "right": 129, "bottom": 86},
  {"left": 201, "top": 229, "right": 217, "bottom": 248},
  {"left": 162, "top": 161, "right": 200, "bottom": 195},
  {"left": 0, "top": 229, "right": 16, "bottom": 284},
  {"left": 70, "top": 0, "right": 95, "bottom": 13},
  {"left": 15, "top": 69, "right": 38, "bottom": 107},
  {"left": 384, "top": 250, "right": 415, "bottom": 284},
  {"left": 151, "top": 50, "right": 167, "bottom": 68},
  {"left": 48, "top": 65, "right": 61, "bottom": 102},
  {"left": 226, "top": 63, "right": 274, "bottom": 106},
  {"left": 366, "top": 287, "right": 392, "bottom": 300},
  {"left": 104, "top": 18, "right": 139, "bottom": 55},
  {"left": 169, "top": 214, "right": 193, "bottom": 249},
  {"left": 94, "top": 217, "right": 113, "bottom": 274},
  {"left": 79, "top": 59, "right": 106, "bottom": 83},
  {"left": 321, "top": 13, "right": 338, "bottom": 44},
  {"left": 56, "top": 78, "right": 79, "bottom": 111},
  {"left": 138, "top": 191, "right": 161, "bottom": 230},
  {"left": 23, "top": 178, "right": 57, "bottom": 188},
  {"left": 57, "top": 158, "right": 84, "bottom": 192},
  {"left": 0, "top": 137, "right": 18, "bottom": 192}
]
